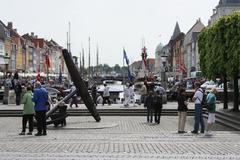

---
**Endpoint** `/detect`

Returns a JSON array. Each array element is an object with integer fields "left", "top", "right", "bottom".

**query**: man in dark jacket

[
  {"left": 14, "top": 80, "right": 22, "bottom": 105},
  {"left": 144, "top": 91, "right": 154, "bottom": 123},
  {"left": 177, "top": 88, "right": 189, "bottom": 133},
  {"left": 32, "top": 81, "right": 48, "bottom": 136},
  {"left": 91, "top": 83, "right": 97, "bottom": 106},
  {"left": 153, "top": 91, "right": 163, "bottom": 124}
]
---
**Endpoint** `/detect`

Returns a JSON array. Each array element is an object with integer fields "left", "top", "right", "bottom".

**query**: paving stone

[{"left": 0, "top": 116, "right": 239, "bottom": 159}]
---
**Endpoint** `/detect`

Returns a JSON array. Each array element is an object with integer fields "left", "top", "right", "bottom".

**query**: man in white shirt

[
  {"left": 191, "top": 82, "right": 205, "bottom": 134},
  {"left": 129, "top": 83, "right": 135, "bottom": 106},
  {"left": 102, "top": 84, "right": 111, "bottom": 105}
]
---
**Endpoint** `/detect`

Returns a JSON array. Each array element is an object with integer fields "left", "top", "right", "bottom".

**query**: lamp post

[
  {"left": 161, "top": 55, "right": 168, "bottom": 89},
  {"left": 3, "top": 54, "right": 10, "bottom": 104}
]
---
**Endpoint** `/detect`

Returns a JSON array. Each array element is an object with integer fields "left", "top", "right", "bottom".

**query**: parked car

[{"left": 201, "top": 81, "right": 218, "bottom": 90}]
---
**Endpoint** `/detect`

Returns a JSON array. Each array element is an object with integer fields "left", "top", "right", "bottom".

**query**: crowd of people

[
  {"left": 121, "top": 80, "right": 217, "bottom": 136},
  {"left": 176, "top": 82, "right": 217, "bottom": 136},
  {"left": 19, "top": 81, "right": 49, "bottom": 136},
  {"left": 1, "top": 71, "right": 218, "bottom": 137}
]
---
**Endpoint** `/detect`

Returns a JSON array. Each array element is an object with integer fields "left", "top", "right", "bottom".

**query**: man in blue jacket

[{"left": 32, "top": 81, "right": 48, "bottom": 136}]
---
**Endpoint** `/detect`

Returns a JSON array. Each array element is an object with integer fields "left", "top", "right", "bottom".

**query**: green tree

[
  {"left": 113, "top": 64, "right": 121, "bottom": 73},
  {"left": 198, "top": 12, "right": 240, "bottom": 111}
]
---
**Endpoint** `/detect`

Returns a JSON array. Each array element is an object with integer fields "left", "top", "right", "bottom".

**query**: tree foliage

[
  {"left": 198, "top": 12, "right": 240, "bottom": 111},
  {"left": 198, "top": 12, "right": 240, "bottom": 79}
]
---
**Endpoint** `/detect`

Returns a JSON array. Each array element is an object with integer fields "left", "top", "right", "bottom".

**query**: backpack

[{"left": 198, "top": 89, "right": 209, "bottom": 109}]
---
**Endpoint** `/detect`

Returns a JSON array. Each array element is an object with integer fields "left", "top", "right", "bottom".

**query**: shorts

[{"left": 207, "top": 113, "right": 215, "bottom": 124}]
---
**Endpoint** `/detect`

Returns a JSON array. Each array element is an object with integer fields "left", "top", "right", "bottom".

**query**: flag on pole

[
  {"left": 123, "top": 49, "right": 129, "bottom": 66},
  {"left": 123, "top": 48, "right": 134, "bottom": 82}
]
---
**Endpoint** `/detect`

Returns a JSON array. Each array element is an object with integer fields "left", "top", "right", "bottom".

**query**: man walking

[
  {"left": 70, "top": 84, "right": 79, "bottom": 108},
  {"left": 102, "top": 83, "right": 111, "bottom": 106},
  {"left": 32, "top": 81, "right": 48, "bottom": 136},
  {"left": 191, "top": 82, "right": 205, "bottom": 134}
]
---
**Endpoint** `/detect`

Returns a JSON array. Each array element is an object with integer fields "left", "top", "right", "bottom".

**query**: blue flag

[{"left": 123, "top": 49, "right": 129, "bottom": 66}]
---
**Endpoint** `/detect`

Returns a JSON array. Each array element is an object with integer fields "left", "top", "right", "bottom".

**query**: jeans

[
  {"left": 193, "top": 104, "right": 205, "bottom": 132},
  {"left": 147, "top": 107, "right": 153, "bottom": 122}
]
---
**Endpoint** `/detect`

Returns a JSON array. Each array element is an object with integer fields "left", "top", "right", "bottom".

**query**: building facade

[
  {"left": 183, "top": 19, "right": 205, "bottom": 77},
  {"left": 0, "top": 20, "right": 11, "bottom": 73},
  {"left": 168, "top": 22, "right": 186, "bottom": 80},
  {"left": 209, "top": 0, "right": 240, "bottom": 25}
]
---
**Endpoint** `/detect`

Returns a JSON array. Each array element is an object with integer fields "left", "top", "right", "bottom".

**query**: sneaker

[
  {"left": 42, "top": 132, "right": 47, "bottom": 136},
  {"left": 204, "top": 131, "right": 212, "bottom": 136},
  {"left": 19, "top": 132, "right": 25, "bottom": 135},
  {"left": 35, "top": 133, "right": 42, "bottom": 136},
  {"left": 27, "top": 132, "right": 32, "bottom": 135},
  {"left": 201, "top": 130, "right": 205, "bottom": 134},
  {"left": 191, "top": 130, "right": 198, "bottom": 134}
]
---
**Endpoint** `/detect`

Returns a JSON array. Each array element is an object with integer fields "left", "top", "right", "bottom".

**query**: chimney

[{"left": 7, "top": 22, "right": 13, "bottom": 29}]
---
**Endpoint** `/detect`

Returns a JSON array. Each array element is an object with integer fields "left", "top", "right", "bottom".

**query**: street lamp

[{"left": 161, "top": 54, "right": 168, "bottom": 89}]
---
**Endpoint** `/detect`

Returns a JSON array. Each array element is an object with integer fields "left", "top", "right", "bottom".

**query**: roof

[
  {"left": 184, "top": 20, "right": 205, "bottom": 46},
  {"left": 219, "top": 0, "right": 240, "bottom": 5},
  {"left": 170, "top": 22, "right": 181, "bottom": 41},
  {"left": 155, "top": 43, "right": 163, "bottom": 53},
  {"left": 0, "top": 20, "right": 8, "bottom": 40}
]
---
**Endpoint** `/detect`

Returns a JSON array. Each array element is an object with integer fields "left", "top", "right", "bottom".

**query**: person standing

[
  {"left": 144, "top": 91, "right": 154, "bottom": 123},
  {"left": 191, "top": 82, "right": 205, "bottom": 134},
  {"left": 19, "top": 85, "right": 35, "bottom": 135},
  {"left": 153, "top": 91, "right": 163, "bottom": 124},
  {"left": 154, "top": 83, "right": 166, "bottom": 103},
  {"left": 14, "top": 80, "right": 22, "bottom": 105},
  {"left": 32, "top": 81, "right": 48, "bottom": 136},
  {"left": 70, "top": 84, "right": 79, "bottom": 108},
  {"left": 91, "top": 83, "right": 98, "bottom": 106},
  {"left": 102, "top": 83, "right": 111, "bottom": 106},
  {"left": 129, "top": 83, "right": 135, "bottom": 106},
  {"left": 205, "top": 88, "right": 217, "bottom": 136},
  {"left": 139, "top": 82, "right": 147, "bottom": 105},
  {"left": 124, "top": 83, "right": 131, "bottom": 107},
  {"left": 177, "top": 88, "right": 188, "bottom": 133}
]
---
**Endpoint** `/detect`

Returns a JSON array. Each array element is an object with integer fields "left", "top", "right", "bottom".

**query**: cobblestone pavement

[{"left": 0, "top": 116, "right": 239, "bottom": 160}]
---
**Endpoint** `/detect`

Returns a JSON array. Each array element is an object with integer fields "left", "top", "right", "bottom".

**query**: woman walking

[{"left": 19, "top": 85, "right": 35, "bottom": 135}]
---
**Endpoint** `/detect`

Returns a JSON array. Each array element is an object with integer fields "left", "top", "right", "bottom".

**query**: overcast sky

[{"left": 1, "top": 0, "right": 219, "bottom": 66}]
